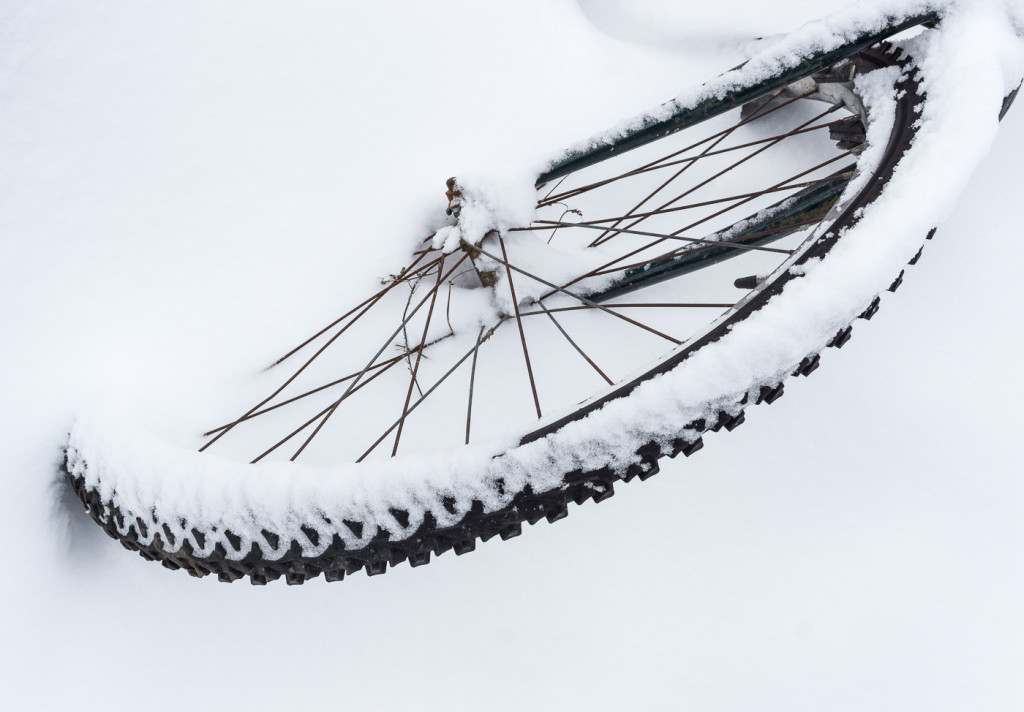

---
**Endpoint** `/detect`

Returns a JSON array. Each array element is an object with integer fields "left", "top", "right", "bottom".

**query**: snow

[
  {"left": 549, "top": 0, "right": 947, "bottom": 168},
  {"left": 432, "top": 171, "right": 539, "bottom": 252},
  {"left": 3, "top": 1, "right": 1024, "bottom": 710},
  {"left": 59, "top": 0, "right": 1024, "bottom": 561}
]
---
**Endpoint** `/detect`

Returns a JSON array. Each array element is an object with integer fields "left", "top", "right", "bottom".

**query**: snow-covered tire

[{"left": 63, "top": 32, "right": 953, "bottom": 585}]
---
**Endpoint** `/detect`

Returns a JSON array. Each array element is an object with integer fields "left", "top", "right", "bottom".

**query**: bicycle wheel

[{"left": 64, "top": 9, "right": 986, "bottom": 584}]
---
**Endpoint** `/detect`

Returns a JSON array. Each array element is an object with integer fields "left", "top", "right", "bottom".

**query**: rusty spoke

[
  {"left": 204, "top": 352, "right": 408, "bottom": 437},
  {"left": 203, "top": 330, "right": 457, "bottom": 437},
  {"left": 590, "top": 102, "right": 843, "bottom": 248},
  {"left": 522, "top": 302, "right": 733, "bottom": 317},
  {"left": 538, "top": 174, "right": 570, "bottom": 202},
  {"left": 650, "top": 150, "right": 851, "bottom": 242},
  {"left": 464, "top": 325, "right": 486, "bottom": 445},
  {"left": 201, "top": 253, "right": 445, "bottom": 454},
  {"left": 536, "top": 302, "right": 613, "bottom": 386},
  {"left": 622, "top": 118, "right": 846, "bottom": 178},
  {"left": 245, "top": 353, "right": 416, "bottom": 463},
  {"left": 249, "top": 403, "right": 339, "bottom": 465},
  {"left": 584, "top": 107, "right": 753, "bottom": 247},
  {"left": 540, "top": 115, "right": 844, "bottom": 208},
  {"left": 530, "top": 221, "right": 793, "bottom": 255},
  {"left": 201, "top": 273, "right": 401, "bottom": 454},
  {"left": 516, "top": 173, "right": 851, "bottom": 230},
  {"left": 277, "top": 252, "right": 470, "bottom": 463},
  {"left": 391, "top": 255, "right": 447, "bottom": 457},
  {"left": 471, "top": 241, "right": 682, "bottom": 346},
  {"left": 534, "top": 148, "right": 852, "bottom": 303},
  {"left": 499, "top": 236, "right": 543, "bottom": 419},
  {"left": 538, "top": 89, "right": 803, "bottom": 207},
  {"left": 356, "top": 321, "right": 503, "bottom": 462},
  {"left": 270, "top": 252, "right": 436, "bottom": 367},
  {"left": 589, "top": 216, "right": 824, "bottom": 276},
  {"left": 215, "top": 78, "right": 871, "bottom": 463}
]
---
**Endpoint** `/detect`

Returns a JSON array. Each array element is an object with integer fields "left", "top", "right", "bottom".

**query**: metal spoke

[
  {"left": 246, "top": 347, "right": 427, "bottom": 464},
  {"left": 200, "top": 273, "right": 400, "bottom": 453},
  {"left": 278, "top": 252, "right": 470, "bottom": 463},
  {"left": 626, "top": 119, "right": 846, "bottom": 176},
  {"left": 589, "top": 216, "right": 823, "bottom": 276},
  {"left": 465, "top": 325, "right": 486, "bottom": 445},
  {"left": 540, "top": 115, "right": 844, "bottom": 208},
  {"left": 356, "top": 322, "right": 504, "bottom": 462},
  {"left": 221, "top": 84, "right": 867, "bottom": 463},
  {"left": 538, "top": 174, "right": 570, "bottom": 202},
  {"left": 392, "top": 255, "right": 447, "bottom": 457},
  {"left": 470, "top": 241, "right": 682, "bottom": 346},
  {"left": 529, "top": 221, "right": 793, "bottom": 255},
  {"left": 646, "top": 150, "right": 851, "bottom": 245},
  {"left": 204, "top": 350, "right": 411, "bottom": 436},
  {"left": 521, "top": 302, "right": 733, "bottom": 317},
  {"left": 401, "top": 281, "right": 424, "bottom": 398},
  {"left": 251, "top": 405, "right": 336, "bottom": 464},
  {"left": 590, "top": 102, "right": 843, "bottom": 248},
  {"left": 534, "top": 149, "right": 852, "bottom": 302},
  {"left": 499, "top": 236, "right": 543, "bottom": 419},
  {"left": 536, "top": 302, "right": 613, "bottom": 386},
  {"left": 538, "top": 89, "right": 801, "bottom": 207},
  {"left": 585, "top": 104, "right": 757, "bottom": 247},
  {"left": 516, "top": 173, "right": 851, "bottom": 229},
  {"left": 270, "top": 252, "right": 434, "bottom": 367}
]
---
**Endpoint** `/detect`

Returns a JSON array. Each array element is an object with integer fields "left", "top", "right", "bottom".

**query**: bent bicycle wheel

[{"left": 65, "top": 9, "right": 986, "bottom": 584}]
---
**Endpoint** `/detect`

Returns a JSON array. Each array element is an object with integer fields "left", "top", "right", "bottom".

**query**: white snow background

[{"left": 2, "top": 1, "right": 1023, "bottom": 709}]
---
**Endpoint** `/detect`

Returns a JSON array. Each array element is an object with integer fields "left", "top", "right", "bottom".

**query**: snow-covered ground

[{"left": 2, "top": 1, "right": 1023, "bottom": 709}]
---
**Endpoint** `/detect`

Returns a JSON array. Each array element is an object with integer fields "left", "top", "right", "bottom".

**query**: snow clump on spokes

[{"left": 431, "top": 168, "right": 538, "bottom": 253}]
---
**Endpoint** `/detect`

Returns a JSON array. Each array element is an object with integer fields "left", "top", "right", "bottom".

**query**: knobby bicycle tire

[{"left": 64, "top": 18, "right": 982, "bottom": 585}]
